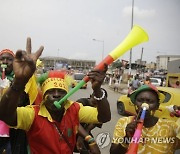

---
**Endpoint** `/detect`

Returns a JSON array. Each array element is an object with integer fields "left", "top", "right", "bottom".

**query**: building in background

[
  {"left": 167, "top": 59, "right": 180, "bottom": 73},
  {"left": 135, "top": 59, "right": 146, "bottom": 66},
  {"left": 146, "top": 62, "right": 156, "bottom": 71},
  {"left": 156, "top": 55, "right": 180, "bottom": 70},
  {"left": 166, "top": 59, "right": 180, "bottom": 87},
  {"left": 40, "top": 56, "right": 96, "bottom": 72}
]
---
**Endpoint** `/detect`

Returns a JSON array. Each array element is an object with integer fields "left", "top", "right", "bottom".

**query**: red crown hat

[{"left": 0, "top": 49, "right": 15, "bottom": 57}]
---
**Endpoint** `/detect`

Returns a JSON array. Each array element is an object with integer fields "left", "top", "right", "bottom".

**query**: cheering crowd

[{"left": 0, "top": 38, "right": 180, "bottom": 154}]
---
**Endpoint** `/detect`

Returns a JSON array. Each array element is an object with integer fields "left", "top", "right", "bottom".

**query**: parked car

[
  {"left": 72, "top": 73, "right": 87, "bottom": 89},
  {"left": 150, "top": 77, "right": 162, "bottom": 86},
  {"left": 152, "top": 75, "right": 166, "bottom": 86},
  {"left": 117, "top": 87, "right": 180, "bottom": 121},
  {"left": 153, "top": 75, "right": 166, "bottom": 81}
]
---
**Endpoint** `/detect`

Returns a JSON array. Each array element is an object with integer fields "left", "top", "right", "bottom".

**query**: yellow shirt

[
  {"left": 112, "top": 116, "right": 180, "bottom": 154},
  {"left": 14, "top": 100, "right": 98, "bottom": 131}
]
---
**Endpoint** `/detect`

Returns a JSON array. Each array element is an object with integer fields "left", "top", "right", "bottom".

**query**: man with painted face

[
  {"left": 0, "top": 49, "right": 14, "bottom": 154},
  {"left": 110, "top": 84, "right": 180, "bottom": 154},
  {"left": 0, "top": 37, "right": 111, "bottom": 154},
  {"left": 0, "top": 49, "right": 29, "bottom": 154},
  {"left": 0, "top": 49, "right": 14, "bottom": 82}
]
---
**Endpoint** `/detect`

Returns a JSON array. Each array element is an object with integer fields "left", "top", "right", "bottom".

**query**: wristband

[
  {"left": 88, "top": 142, "right": 97, "bottom": 146},
  {"left": 85, "top": 135, "right": 92, "bottom": 141},
  {"left": 85, "top": 135, "right": 95, "bottom": 144},
  {"left": 93, "top": 89, "right": 106, "bottom": 101},
  {"left": 87, "top": 137, "right": 95, "bottom": 144}
]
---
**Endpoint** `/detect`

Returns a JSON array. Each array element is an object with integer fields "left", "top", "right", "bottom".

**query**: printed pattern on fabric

[{"left": 112, "top": 116, "right": 180, "bottom": 154}]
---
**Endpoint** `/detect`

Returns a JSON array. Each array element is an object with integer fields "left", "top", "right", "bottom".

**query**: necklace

[
  {"left": 53, "top": 114, "right": 66, "bottom": 141},
  {"left": 53, "top": 122, "right": 66, "bottom": 140},
  {"left": 53, "top": 122, "right": 73, "bottom": 152}
]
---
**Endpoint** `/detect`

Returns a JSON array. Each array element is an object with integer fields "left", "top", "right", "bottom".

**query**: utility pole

[
  {"left": 128, "top": 0, "right": 134, "bottom": 86},
  {"left": 140, "top": 47, "right": 144, "bottom": 74},
  {"left": 128, "top": 0, "right": 134, "bottom": 77}
]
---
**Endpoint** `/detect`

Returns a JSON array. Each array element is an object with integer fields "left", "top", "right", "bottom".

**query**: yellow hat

[{"left": 38, "top": 70, "right": 69, "bottom": 96}]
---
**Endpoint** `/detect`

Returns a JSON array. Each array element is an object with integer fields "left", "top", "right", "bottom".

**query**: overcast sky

[{"left": 0, "top": 0, "right": 180, "bottom": 64}]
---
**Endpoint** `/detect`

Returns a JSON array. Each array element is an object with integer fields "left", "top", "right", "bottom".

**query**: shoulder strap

[
  {"left": 33, "top": 105, "right": 40, "bottom": 114},
  {"left": 53, "top": 123, "right": 73, "bottom": 153}
]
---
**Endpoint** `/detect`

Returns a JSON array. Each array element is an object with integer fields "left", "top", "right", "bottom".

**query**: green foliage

[{"left": 111, "top": 59, "right": 122, "bottom": 69}]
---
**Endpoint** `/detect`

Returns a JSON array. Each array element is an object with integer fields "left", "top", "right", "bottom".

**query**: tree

[{"left": 111, "top": 59, "right": 122, "bottom": 69}]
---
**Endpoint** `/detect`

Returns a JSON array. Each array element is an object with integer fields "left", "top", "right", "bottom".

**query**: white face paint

[{"left": 0, "top": 78, "right": 10, "bottom": 88}]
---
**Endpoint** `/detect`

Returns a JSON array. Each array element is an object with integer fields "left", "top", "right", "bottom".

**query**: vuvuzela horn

[
  {"left": 126, "top": 103, "right": 149, "bottom": 154},
  {"left": 54, "top": 25, "right": 149, "bottom": 108},
  {"left": 1, "top": 64, "right": 7, "bottom": 79}
]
